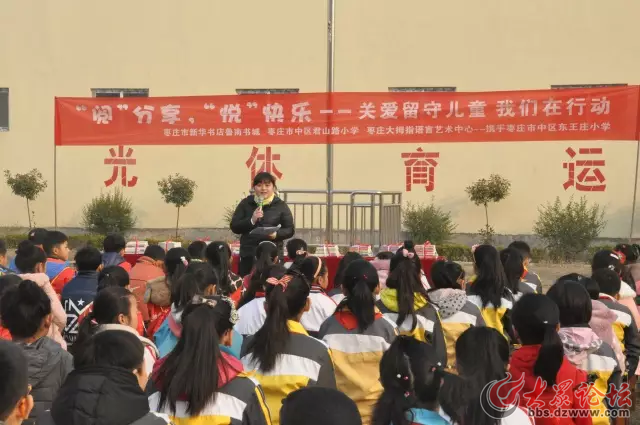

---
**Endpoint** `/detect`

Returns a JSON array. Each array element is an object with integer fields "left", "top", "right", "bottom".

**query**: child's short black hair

[
  {"left": 144, "top": 245, "right": 166, "bottom": 261},
  {"left": 188, "top": 241, "right": 208, "bottom": 261},
  {"left": 27, "top": 228, "right": 48, "bottom": 246},
  {"left": 14, "top": 241, "right": 46, "bottom": 273},
  {"left": 376, "top": 251, "right": 394, "bottom": 260},
  {"left": 98, "top": 266, "right": 130, "bottom": 291},
  {"left": 286, "top": 239, "right": 308, "bottom": 260},
  {"left": 0, "top": 275, "right": 22, "bottom": 300},
  {"left": 75, "top": 247, "right": 102, "bottom": 272},
  {"left": 43, "top": 231, "right": 68, "bottom": 256},
  {"left": 591, "top": 269, "right": 621, "bottom": 297},
  {"left": 0, "top": 240, "right": 6, "bottom": 257},
  {"left": 0, "top": 339, "right": 29, "bottom": 421},
  {"left": 0, "top": 280, "right": 51, "bottom": 339},
  {"left": 103, "top": 234, "right": 126, "bottom": 253},
  {"left": 508, "top": 241, "right": 531, "bottom": 259}
]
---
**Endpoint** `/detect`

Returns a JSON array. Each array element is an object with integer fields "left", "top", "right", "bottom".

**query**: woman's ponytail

[
  {"left": 534, "top": 323, "right": 564, "bottom": 387},
  {"left": 336, "top": 259, "right": 379, "bottom": 331},
  {"left": 512, "top": 293, "right": 563, "bottom": 388},
  {"left": 206, "top": 241, "right": 233, "bottom": 296},
  {"left": 388, "top": 246, "right": 426, "bottom": 330},
  {"left": 373, "top": 336, "right": 443, "bottom": 425},
  {"left": 245, "top": 274, "right": 310, "bottom": 372},
  {"left": 249, "top": 242, "right": 278, "bottom": 293},
  {"left": 248, "top": 284, "right": 291, "bottom": 372},
  {"left": 373, "top": 337, "right": 415, "bottom": 425}
]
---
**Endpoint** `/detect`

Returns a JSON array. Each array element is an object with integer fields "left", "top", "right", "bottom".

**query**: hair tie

[
  {"left": 180, "top": 256, "right": 189, "bottom": 266},
  {"left": 266, "top": 275, "right": 293, "bottom": 289},
  {"left": 313, "top": 258, "right": 323, "bottom": 279},
  {"left": 471, "top": 244, "right": 479, "bottom": 253},
  {"left": 259, "top": 241, "right": 277, "bottom": 247},
  {"left": 402, "top": 249, "right": 415, "bottom": 259},
  {"left": 191, "top": 295, "right": 240, "bottom": 325},
  {"left": 220, "top": 296, "right": 240, "bottom": 325},
  {"left": 296, "top": 249, "right": 307, "bottom": 256}
]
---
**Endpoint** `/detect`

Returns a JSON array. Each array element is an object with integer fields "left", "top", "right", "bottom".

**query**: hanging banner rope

[{"left": 55, "top": 86, "right": 640, "bottom": 146}]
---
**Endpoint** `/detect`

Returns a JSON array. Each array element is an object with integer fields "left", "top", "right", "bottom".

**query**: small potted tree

[
  {"left": 4, "top": 169, "right": 48, "bottom": 228},
  {"left": 157, "top": 174, "right": 197, "bottom": 238},
  {"left": 465, "top": 174, "right": 511, "bottom": 244}
]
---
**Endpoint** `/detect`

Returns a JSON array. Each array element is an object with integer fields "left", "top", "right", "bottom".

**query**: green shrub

[
  {"left": 82, "top": 189, "right": 136, "bottom": 235},
  {"left": 68, "top": 234, "right": 106, "bottom": 250},
  {"left": 438, "top": 244, "right": 473, "bottom": 262},
  {"left": 402, "top": 202, "right": 457, "bottom": 245},
  {"left": 534, "top": 196, "right": 606, "bottom": 262}
]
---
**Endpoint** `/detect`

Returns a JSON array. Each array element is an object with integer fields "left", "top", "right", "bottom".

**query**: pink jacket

[
  {"left": 590, "top": 300, "right": 626, "bottom": 374},
  {"left": 370, "top": 259, "right": 390, "bottom": 289},
  {"left": 19, "top": 273, "right": 67, "bottom": 350}
]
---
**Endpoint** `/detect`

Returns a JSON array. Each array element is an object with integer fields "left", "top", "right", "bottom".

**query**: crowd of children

[{"left": 2, "top": 229, "right": 640, "bottom": 425}]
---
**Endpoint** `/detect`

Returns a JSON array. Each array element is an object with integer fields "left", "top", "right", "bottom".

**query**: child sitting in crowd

[
  {"left": 43, "top": 231, "right": 74, "bottom": 294},
  {"left": 0, "top": 239, "right": 11, "bottom": 276},
  {"left": 205, "top": 241, "right": 243, "bottom": 304},
  {"left": 285, "top": 238, "right": 308, "bottom": 269},
  {"left": 15, "top": 241, "right": 66, "bottom": 349},
  {"left": 373, "top": 336, "right": 448, "bottom": 425},
  {"left": 187, "top": 240, "right": 208, "bottom": 262},
  {"left": 591, "top": 268, "right": 640, "bottom": 375},
  {"left": 101, "top": 234, "right": 132, "bottom": 272},
  {"left": 60, "top": 247, "right": 102, "bottom": 346},
  {"left": 0, "top": 340, "right": 33, "bottom": 425},
  {"left": 370, "top": 251, "right": 393, "bottom": 289},
  {"left": 547, "top": 279, "right": 621, "bottom": 425},
  {"left": 508, "top": 240, "right": 542, "bottom": 294},
  {"left": 8, "top": 228, "right": 47, "bottom": 273},
  {"left": 427, "top": 260, "right": 484, "bottom": 371},
  {"left": 128, "top": 245, "right": 166, "bottom": 325},
  {"left": 8, "top": 232, "right": 640, "bottom": 425},
  {"left": 0, "top": 280, "right": 73, "bottom": 424}
]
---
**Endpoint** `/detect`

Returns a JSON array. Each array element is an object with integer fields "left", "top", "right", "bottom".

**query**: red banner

[{"left": 55, "top": 86, "right": 640, "bottom": 146}]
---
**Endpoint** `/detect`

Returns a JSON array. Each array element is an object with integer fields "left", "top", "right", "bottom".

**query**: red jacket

[
  {"left": 0, "top": 326, "right": 11, "bottom": 340},
  {"left": 128, "top": 256, "right": 165, "bottom": 322},
  {"left": 510, "top": 345, "right": 592, "bottom": 425}
]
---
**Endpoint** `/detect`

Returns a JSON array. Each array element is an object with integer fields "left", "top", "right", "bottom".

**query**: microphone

[{"left": 255, "top": 195, "right": 264, "bottom": 221}]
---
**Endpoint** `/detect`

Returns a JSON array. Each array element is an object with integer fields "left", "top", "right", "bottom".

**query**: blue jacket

[
  {"left": 61, "top": 271, "right": 99, "bottom": 345},
  {"left": 154, "top": 315, "right": 244, "bottom": 359},
  {"left": 8, "top": 257, "right": 20, "bottom": 273}
]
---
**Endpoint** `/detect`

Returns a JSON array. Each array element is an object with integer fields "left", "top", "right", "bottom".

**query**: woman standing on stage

[{"left": 230, "top": 172, "right": 295, "bottom": 277}]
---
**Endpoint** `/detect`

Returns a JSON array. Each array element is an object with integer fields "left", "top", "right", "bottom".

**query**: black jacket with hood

[
  {"left": 17, "top": 336, "right": 73, "bottom": 425},
  {"left": 41, "top": 365, "right": 172, "bottom": 425},
  {"left": 230, "top": 195, "right": 295, "bottom": 258}
]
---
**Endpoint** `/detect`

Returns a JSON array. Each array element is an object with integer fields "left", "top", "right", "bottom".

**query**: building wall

[{"left": 1, "top": 0, "right": 639, "bottom": 238}]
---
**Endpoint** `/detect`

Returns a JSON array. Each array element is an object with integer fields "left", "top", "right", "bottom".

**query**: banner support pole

[
  {"left": 630, "top": 140, "right": 640, "bottom": 241},
  {"left": 54, "top": 145, "right": 58, "bottom": 229},
  {"left": 326, "top": 0, "right": 335, "bottom": 243}
]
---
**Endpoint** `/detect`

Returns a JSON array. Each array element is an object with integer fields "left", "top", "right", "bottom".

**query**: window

[
  {"left": 0, "top": 88, "right": 7, "bottom": 132},
  {"left": 91, "top": 88, "right": 149, "bottom": 98},
  {"left": 551, "top": 84, "right": 627, "bottom": 90},
  {"left": 236, "top": 88, "right": 299, "bottom": 95},
  {"left": 389, "top": 87, "right": 456, "bottom": 92}
]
